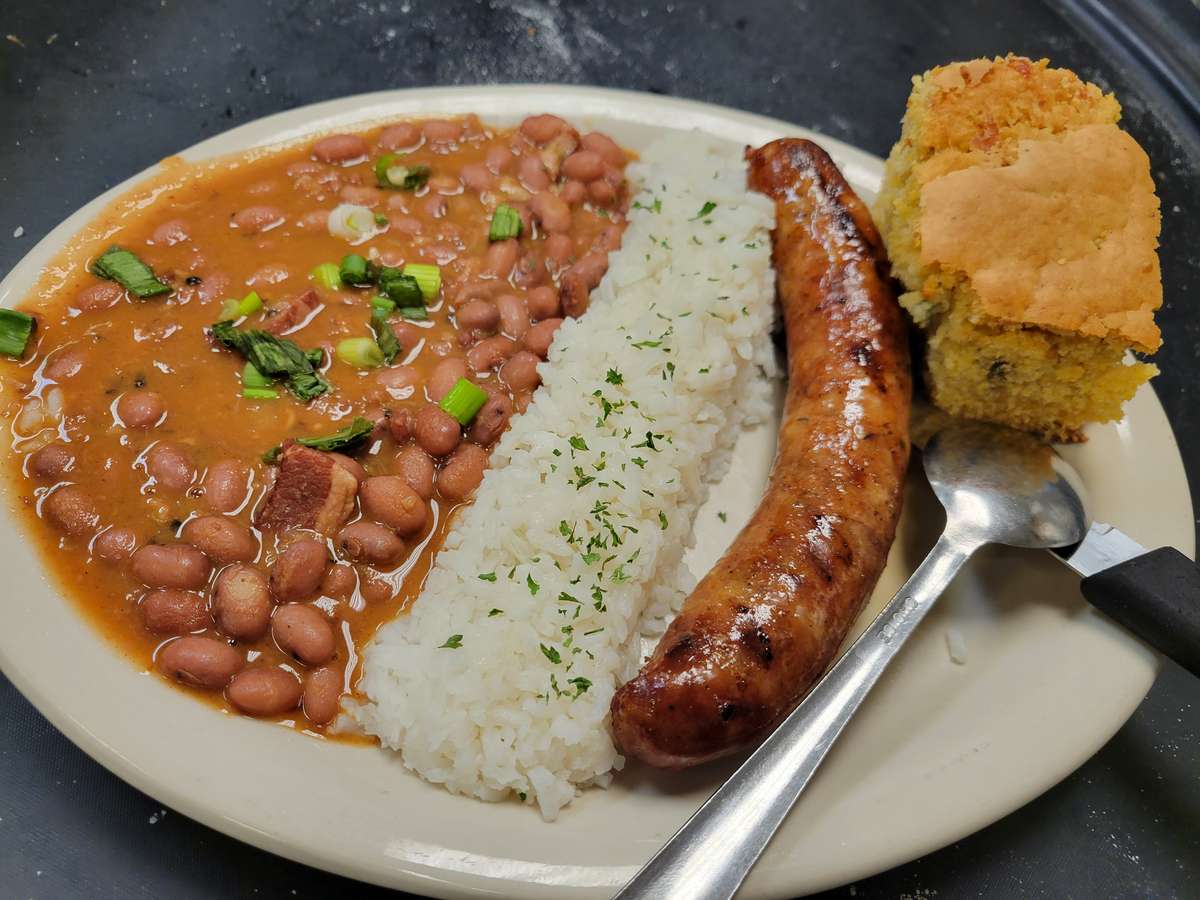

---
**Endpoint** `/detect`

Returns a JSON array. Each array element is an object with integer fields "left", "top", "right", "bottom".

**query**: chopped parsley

[
  {"left": 488, "top": 608, "right": 503, "bottom": 617},
  {"left": 718, "top": 511, "right": 728, "bottom": 523},
  {"left": 605, "top": 368, "right": 623, "bottom": 385},
  {"left": 477, "top": 571, "right": 497, "bottom": 582},
  {"left": 659, "top": 511, "right": 669, "bottom": 530},
  {"left": 567, "top": 676, "right": 592, "bottom": 697},
  {"left": 540, "top": 643, "right": 562, "bottom": 665},
  {"left": 526, "top": 574, "right": 540, "bottom": 596},
  {"left": 438, "top": 634, "right": 463, "bottom": 649},
  {"left": 568, "top": 435, "right": 589, "bottom": 452},
  {"left": 690, "top": 201, "right": 717, "bottom": 221}
]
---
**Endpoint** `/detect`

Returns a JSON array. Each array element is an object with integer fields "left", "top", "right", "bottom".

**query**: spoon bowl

[{"left": 923, "top": 422, "right": 1089, "bottom": 550}]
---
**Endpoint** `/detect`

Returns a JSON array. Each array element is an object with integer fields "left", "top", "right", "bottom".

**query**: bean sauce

[{"left": 1, "top": 113, "right": 629, "bottom": 737}]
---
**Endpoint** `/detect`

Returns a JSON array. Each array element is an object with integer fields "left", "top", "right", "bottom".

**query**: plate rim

[{"left": 0, "top": 83, "right": 1191, "bottom": 899}]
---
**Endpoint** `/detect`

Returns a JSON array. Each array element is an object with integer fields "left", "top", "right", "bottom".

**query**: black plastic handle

[{"left": 1080, "top": 546, "right": 1200, "bottom": 678}]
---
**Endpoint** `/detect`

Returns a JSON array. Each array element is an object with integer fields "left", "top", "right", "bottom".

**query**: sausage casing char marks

[{"left": 610, "top": 139, "right": 912, "bottom": 767}]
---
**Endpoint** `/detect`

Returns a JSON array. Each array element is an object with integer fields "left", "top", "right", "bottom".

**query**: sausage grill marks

[
  {"left": 7, "top": 114, "right": 630, "bottom": 734},
  {"left": 610, "top": 139, "right": 912, "bottom": 767}
]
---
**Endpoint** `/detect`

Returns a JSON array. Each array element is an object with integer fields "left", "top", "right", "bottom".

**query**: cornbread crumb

[{"left": 875, "top": 54, "right": 1162, "bottom": 441}]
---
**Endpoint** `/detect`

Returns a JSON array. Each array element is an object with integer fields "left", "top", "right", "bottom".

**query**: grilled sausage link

[{"left": 610, "top": 139, "right": 912, "bottom": 767}]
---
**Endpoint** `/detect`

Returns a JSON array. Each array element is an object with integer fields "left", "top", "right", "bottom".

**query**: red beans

[
  {"left": 588, "top": 179, "right": 617, "bottom": 206},
  {"left": 390, "top": 321, "right": 424, "bottom": 352},
  {"left": 203, "top": 459, "right": 250, "bottom": 513},
  {"left": 157, "top": 637, "right": 243, "bottom": 689},
  {"left": 395, "top": 445, "right": 436, "bottom": 500},
  {"left": 94, "top": 526, "right": 138, "bottom": 561},
  {"left": 44, "top": 348, "right": 86, "bottom": 381},
  {"left": 457, "top": 300, "right": 499, "bottom": 333},
  {"left": 560, "top": 180, "right": 587, "bottom": 207},
  {"left": 320, "top": 563, "right": 357, "bottom": 600},
  {"left": 339, "top": 183, "right": 384, "bottom": 206},
  {"left": 312, "top": 133, "right": 369, "bottom": 165},
  {"left": 272, "top": 603, "right": 336, "bottom": 665},
  {"left": 387, "top": 408, "right": 413, "bottom": 444},
  {"left": 485, "top": 144, "right": 515, "bottom": 174},
  {"left": 151, "top": 219, "right": 190, "bottom": 246},
  {"left": 524, "top": 318, "right": 563, "bottom": 359},
  {"left": 131, "top": 544, "right": 212, "bottom": 590},
  {"left": 422, "top": 119, "right": 464, "bottom": 143},
  {"left": 437, "top": 443, "right": 488, "bottom": 501},
  {"left": 544, "top": 233, "right": 574, "bottom": 266},
  {"left": 328, "top": 452, "right": 366, "bottom": 484},
  {"left": 42, "top": 485, "right": 99, "bottom": 535},
  {"left": 561, "top": 150, "right": 605, "bottom": 182},
  {"left": 460, "top": 163, "right": 495, "bottom": 193},
  {"left": 142, "top": 589, "right": 208, "bottom": 635},
  {"left": 526, "top": 286, "right": 561, "bottom": 321},
  {"left": 181, "top": 515, "right": 258, "bottom": 564},
  {"left": 520, "top": 114, "right": 567, "bottom": 143},
  {"left": 302, "top": 666, "right": 344, "bottom": 725},
  {"left": 518, "top": 155, "right": 551, "bottom": 192},
  {"left": 27, "top": 443, "right": 75, "bottom": 479},
  {"left": 496, "top": 295, "right": 530, "bottom": 340},
  {"left": 467, "top": 335, "right": 517, "bottom": 373},
  {"left": 359, "top": 573, "right": 394, "bottom": 604},
  {"left": 374, "top": 366, "right": 420, "bottom": 402},
  {"left": 581, "top": 131, "right": 625, "bottom": 166},
  {"left": 468, "top": 391, "right": 513, "bottom": 447},
  {"left": 560, "top": 252, "right": 609, "bottom": 317},
  {"left": 428, "top": 357, "right": 468, "bottom": 402},
  {"left": 228, "top": 666, "right": 303, "bottom": 716},
  {"left": 232, "top": 205, "right": 285, "bottom": 234},
  {"left": 270, "top": 538, "right": 329, "bottom": 602},
  {"left": 117, "top": 390, "right": 165, "bottom": 428},
  {"left": 360, "top": 476, "right": 428, "bottom": 536},
  {"left": 512, "top": 252, "right": 547, "bottom": 288},
  {"left": 337, "top": 521, "right": 406, "bottom": 567},
  {"left": 72, "top": 282, "right": 123, "bottom": 312},
  {"left": 146, "top": 442, "right": 195, "bottom": 493},
  {"left": 213, "top": 563, "right": 273, "bottom": 641},
  {"left": 378, "top": 122, "right": 421, "bottom": 151},
  {"left": 483, "top": 239, "right": 519, "bottom": 277},
  {"left": 413, "top": 404, "right": 462, "bottom": 457},
  {"left": 500, "top": 351, "right": 541, "bottom": 392}
]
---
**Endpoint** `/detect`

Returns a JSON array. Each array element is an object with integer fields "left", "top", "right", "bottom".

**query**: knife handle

[{"left": 1080, "top": 547, "right": 1200, "bottom": 678}]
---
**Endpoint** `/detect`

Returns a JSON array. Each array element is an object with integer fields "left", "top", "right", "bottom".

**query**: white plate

[{"left": 0, "top": 86, "right": 1191, "bottom": 899}]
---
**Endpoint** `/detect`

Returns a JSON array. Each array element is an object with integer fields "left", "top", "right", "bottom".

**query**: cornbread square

[{"left": 875, "top": 54, "right": 1162, "bottom": 441}]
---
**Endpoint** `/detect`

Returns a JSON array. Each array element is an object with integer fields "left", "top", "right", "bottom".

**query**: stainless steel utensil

[{"left": 616, "top": 422, "right": 1159, "bottom": 900}]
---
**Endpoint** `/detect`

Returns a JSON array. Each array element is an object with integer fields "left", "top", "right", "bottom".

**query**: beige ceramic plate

[{"left": 0, "top": 86, "right": 1191, "bottom": 899}]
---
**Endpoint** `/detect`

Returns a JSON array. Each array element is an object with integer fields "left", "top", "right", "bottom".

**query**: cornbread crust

[
  {"left": 920, "top": 124, "right": 1162, "bottom": 351},
  {"left": 874, "top": 53, "right": 1164, "bottom": 441}
]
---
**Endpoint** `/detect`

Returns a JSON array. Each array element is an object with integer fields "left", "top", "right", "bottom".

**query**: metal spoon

[{"left": 615, "top": 422, "right": 1088, "bottom": 900}]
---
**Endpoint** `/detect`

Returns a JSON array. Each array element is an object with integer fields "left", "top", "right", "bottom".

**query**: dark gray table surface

[{"left": 1, "top": 1, "right": 1197, "bottom": 897}]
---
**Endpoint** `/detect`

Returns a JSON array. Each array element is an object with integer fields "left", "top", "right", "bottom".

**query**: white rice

[{"left": 349, "top": 133, "right": 777, "bottom": 819}]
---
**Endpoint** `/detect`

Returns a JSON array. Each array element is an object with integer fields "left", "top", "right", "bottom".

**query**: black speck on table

[{"left": 0, "top": 1, "right": 1197, "bottom": 897}]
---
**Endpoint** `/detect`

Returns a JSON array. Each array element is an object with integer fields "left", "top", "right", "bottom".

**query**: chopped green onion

[
  {"left": 370, "top": 307, "right": 402, "bottom": 365},
  {"left": 0, "top": 309, "right": 35, "bottom": 358},
  {"left": 310, "top": 262, "right": 342, "bottom": 291},
  {"left": 439, "top": 378, "right": 487, "bottom": 425},
  {"left": 397, "top": 306, "right": 428, "bottom": 321},
  {"left": 378, "top": 268, "right": 423, "bottom": 307},
  {"left": 90, "top": 245, "right": 171, "bottom": 298},
  {"left": 403, "top": 263, "right": 441, "bottom": 301},
  {"left": 238, "top": 291, "right": 262, "bottom": 316},
  {"left": 374, "top": 155, "right": 431, "bottom": 190},
  {"left": 219, "top": 291, "right": 262, "bottom": 321},
  {"left": 242, "top": 361, "right": 273, "bottom": 389},
  {"left": 374, "top": 212, "right": 388, "bottom": 226},
  {"left": 336, "top": 336, "right": 384, "bottom": 369},
  {"left": 211, "top": 321, "right": 329, "bottom": 401},
  {"left": 339, "top": 253, "right": 374, "bottom": 287},
  {"left": 488, "top": 204, "right": 523, "bottom": 242},
  {"left": 370, "top": 294, "right": 396, "bottom": 314},
  {"left": 242, "top": 386, "right": 279, "bottom": 400}
]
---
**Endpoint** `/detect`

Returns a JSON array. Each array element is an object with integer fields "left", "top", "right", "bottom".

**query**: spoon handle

[{"left": 615, "top": 530, "right": 979, "bottom": 900}]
